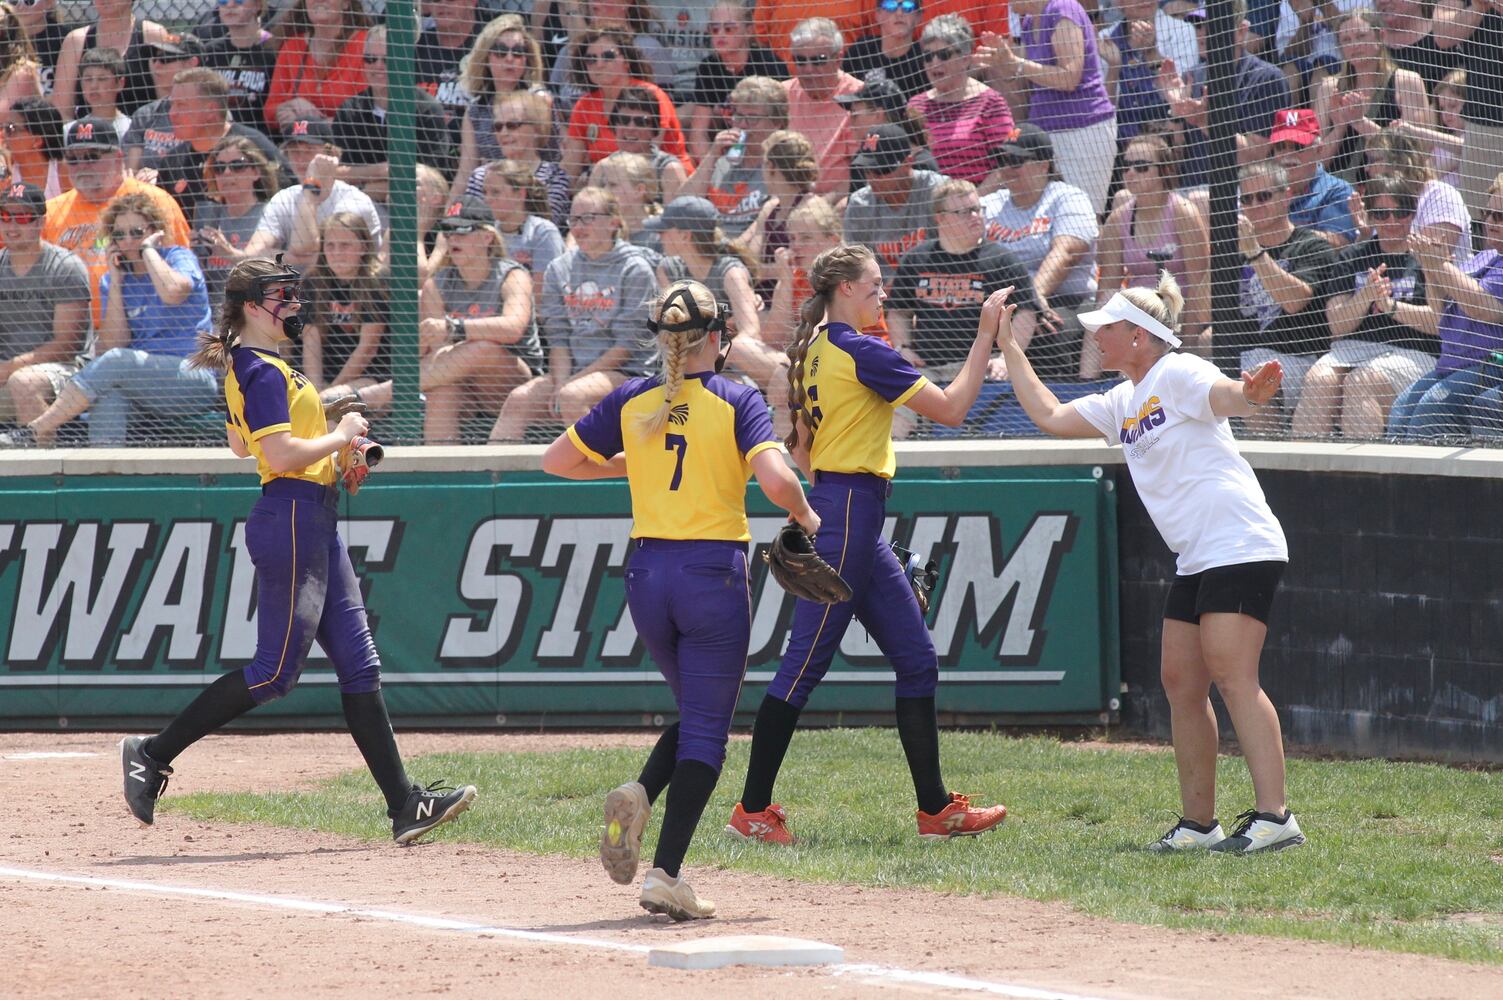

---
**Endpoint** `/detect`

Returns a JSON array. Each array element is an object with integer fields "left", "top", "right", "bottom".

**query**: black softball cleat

[
  {"left": 391, "top": 781, "right": 477, "bottom": 845},
  {"left": 120, "top": 735, "right": 173, "bottom": 827}
]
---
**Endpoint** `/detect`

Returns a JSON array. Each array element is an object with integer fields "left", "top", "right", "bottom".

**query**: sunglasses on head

[
  {"left": 923, "top": 45, "right": 958, "bottom": 64},
  {"left": 879, "top": 0, "right": 921, "bottom": 11},
  {"left": 212, "top": 158, "right": 256, "bottom": 174},
  {"left": 0, "top": 209, "right": 38, "bottom": 224},
  {"left": 792, "top": 52, "right": 834, "bottom": 67},
  {"left": 491, "top": 42, "right": 528, "bottom": 58},
  {"left": 1240, "top": 189, "right": 1279, "bottom": 206},
  {"left": 111, "top": 225, "right": 152, "bottom": 241},
  {"left": 1367, "top": 207, "right": 1413, "bottom": 221},
  {"left": 586, "top": 48, "right": 621, "bottom": 64},
  {"left": 1124, "top": 158, "right": 1158, "bottom": 173},
  {"left": 614, "top": 113, "right": 656, "bottom": 129}
]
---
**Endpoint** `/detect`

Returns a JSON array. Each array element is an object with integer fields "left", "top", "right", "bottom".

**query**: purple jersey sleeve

[
  {"left": 846, "top": 331, "right": 926, "bottom": 402},
  {"left": 731, "top": 384, "right": 777, "bottom": 457},
  {"left": 236, "top": 356, "right": 291, "bottom": 436},
  {"left": 570, "top": 381, "right": 630, "bottom": 461}
]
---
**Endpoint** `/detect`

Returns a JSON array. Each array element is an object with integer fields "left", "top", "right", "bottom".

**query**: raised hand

[{"left": 1241, "top": 360, "right": 1283, "bottom": 407}]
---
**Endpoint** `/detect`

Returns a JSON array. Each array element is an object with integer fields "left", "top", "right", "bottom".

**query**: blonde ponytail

[
  {"left": 633, "top": 280, "right": 720, "bottom": 438},
  {"left": 784, "top": 243, "right": 875, "bottom": 453},
  {"left": 1118, "top": 269, "right": 1185, "bottom": 350}
]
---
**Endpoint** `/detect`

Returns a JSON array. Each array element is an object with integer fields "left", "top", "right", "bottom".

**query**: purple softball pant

[
  {"left": 768, "top": 471, "right": 938, "bottom": 710},
  {"left": 625, "top": 538, "right": 752, "bottom": 773},
  {"left": 241, "top": 478, "right": 381, "bottom": 704}
]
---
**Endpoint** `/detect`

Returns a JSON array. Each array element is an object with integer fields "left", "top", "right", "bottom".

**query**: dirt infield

[{"left": 1, "top": 731, "right": 1496, "bottom": 1000}]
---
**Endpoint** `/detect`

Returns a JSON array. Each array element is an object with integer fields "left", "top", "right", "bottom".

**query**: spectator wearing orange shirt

[
  {"left": 264, "top": 0, "right": 369, "bottom": 131},
  {"left": 923, "top": 0, "right": 1010, "bottom": 40},
  {"left": 563, "top": 29, "right": 689, "bottom": 185},
  {"left": 784, "top": 18, "right": 864, "bottom": 198}
]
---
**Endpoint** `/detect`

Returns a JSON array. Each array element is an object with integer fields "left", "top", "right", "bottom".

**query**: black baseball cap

[
  {"left": 835, "top": 72, "right": 905, "bottom": 117},
  {"left": 0, "top": 181, "right": 46, "bottom": 215},
  {"left": 65, "top": 117, "right": 121, "bottom": 151},
  {"left": 149, "top": 32, "right": 204, "bottom": 60},
  {"left": 435, "top": 195, "right": 496, "bottom": 232},
  {"left": 992, "top": 123, "right": 1054, "bottom": 165},
  {"left": 641, "top": 195, "right": 719, "bottom": 235},
  {"left": 281, "top": 118, "right": 335, "bottom": 145},
  {"left": 850, "top": 123, "right": 912, "bottom": 174}
]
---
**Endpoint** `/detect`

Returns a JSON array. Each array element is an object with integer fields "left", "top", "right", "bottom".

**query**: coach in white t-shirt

[{"left": 991, "top": 269, "right": 1306, "bottom": 857}]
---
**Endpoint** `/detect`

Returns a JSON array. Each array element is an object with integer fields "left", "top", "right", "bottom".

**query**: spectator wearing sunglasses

[
  {"left": 683, "top": 0, "right": 788, "bottom": 161},
  {"left": 1231, "top": 159, "right": 1339, "bottom": 435},
  {"left": 907, "top": 15, "right": 1014, "bottom": 187},
  {"left": 843, "top": 0, "right": 928, "bottom": 101},
  {"left": 0, "top": 182, "right": 90, "bottom": 433},
  {"left": 41, "top": 116, "right": 191, "bottom": 331},
  {"left": 843, "top": 122, "right": 943, "bottom": 281},
  {"left": 452, "top": 16, "right": 553, "bottom": 203},
  {"left": 8, "top": 96, "right": 68, "bottom": 199},
  {"left": 1293, "top": 174, "right": 1437, "bottom": 439},
  {"left": 13, "top": 0, "right": 75, "bottom": 99},
  {"left": 754, "top": 0, "right": 871, "bottom": 64},
  {"left": 153, "top": 68, "right": 291, "bottom": 211},
  {"left": 420, "top": 195, "right": 541, "bottom": 443},
  {"left": 200, "top": 0, "right": 277, "bottom": 127},
  {"left": 333, "top": 25, "right": 455, "bottom": 201},
  {"left": 1, "top": 191, "right": 214, "bottom": 448},
  {"left": 785, "top": 18, "right": 865, "bottom": 198},
  {"left": 987, "top": 0, "right": 1118, "bottom": 215},
  {"left": 192, "top": 135, "right": 280, "bottom": 301},
  {"left": 563, "top": 29, "right": 691, "bottom": 185},
  {"left": 240, "top": 118, "right": 382, "bottom": 269},
  {"left": 606, "top": 86, "right": 689, "bottom": 204},
  {"left": 67, "top": 46, "right": 129, "bottom": 143},
  {"left": 461, "top": 91, "right": 570, "bottom": 229},
  {"left": 679, "top": 76, "right": 789, "bottom": 238},
  {"left": 1362, "top": 126, "right": 1472, "bottom": 265},
  {"left": 547, "top": 0, "right": 677, "bottom": 118}
]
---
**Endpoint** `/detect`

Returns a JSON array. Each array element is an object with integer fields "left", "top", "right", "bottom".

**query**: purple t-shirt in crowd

[
  {"left": 1020, "top": 0, "right": 1114, "bottom": 133},
  {"left": 1436, "top": 249, "right": 1503, "bottom": 373}
]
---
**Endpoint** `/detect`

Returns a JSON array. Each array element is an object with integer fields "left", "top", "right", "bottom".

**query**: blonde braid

[
  {"left": 633, "top": 279, "right": 718, "bottom": 438},
  {"left": 635, "top": 329, "right": 691, "bottom": 437}
]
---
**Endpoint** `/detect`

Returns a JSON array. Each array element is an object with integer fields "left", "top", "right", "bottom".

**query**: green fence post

[{"left": 385, "top": 0, "right": 421, "bottom": 444}]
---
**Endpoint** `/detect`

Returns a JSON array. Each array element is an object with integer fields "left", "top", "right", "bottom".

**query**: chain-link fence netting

[{"left": 0, "top": 0, "right": 1499, "bottom": 448}]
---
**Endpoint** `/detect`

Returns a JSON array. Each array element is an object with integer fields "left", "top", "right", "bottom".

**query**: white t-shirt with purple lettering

[{"left": 1071, "top": 352, "right": 1287, "bottom": 575}]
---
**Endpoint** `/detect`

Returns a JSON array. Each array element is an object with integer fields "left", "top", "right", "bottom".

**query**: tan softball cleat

[
  {"left": 639, "top": 867, "right": 716, "bottom": 921},
  {"left": 601, "top": 781, "right": 650, "bottom": 885}
]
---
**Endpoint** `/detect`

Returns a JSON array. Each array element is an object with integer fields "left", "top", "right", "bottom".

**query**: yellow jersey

[
  {"left": 567, "top": 371, "right": 781, "bottom": 541},
  {"left": 802, "top": 322, "right": 927, "bottom": 479},
  {"left": 224, "top": 346, "right": 338, "bottom": 486}
]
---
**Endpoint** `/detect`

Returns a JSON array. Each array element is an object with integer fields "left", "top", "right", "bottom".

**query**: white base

[{"left": 647, "top": 934, "right": 844, "bottom": 970}]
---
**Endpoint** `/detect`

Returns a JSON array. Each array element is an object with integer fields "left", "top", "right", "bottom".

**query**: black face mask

[
  {"left": 714, "top": 335, "right": 732, "bottom": 373},
  {"left": 647, "top": 284, "right": 730, "bottom": 369}
]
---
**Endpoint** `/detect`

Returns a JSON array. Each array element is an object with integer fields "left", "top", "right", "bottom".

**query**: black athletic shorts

[{"left": 1162, "top": 560, "right": 1285, "bottom": 625}]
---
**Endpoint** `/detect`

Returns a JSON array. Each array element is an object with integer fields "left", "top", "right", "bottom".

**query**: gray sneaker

[
  {"left": 1209, "top": 809, "right": 1306, "bottom": 854},
  {"left": 120, "top": 736, "right": 173, "bottom": 827},
  {"left": 640, "top": 867, "right": 715, "bottom": 921},
  {"left": 1147, "top": 817, "right": 1226, "bottom": 852},
  {"left": 601, "top": 781, "right": 650, "bottom": 886}
]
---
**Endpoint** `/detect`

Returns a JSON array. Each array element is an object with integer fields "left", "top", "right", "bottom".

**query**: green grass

[{"left": 167, "top": 731, "right": 1503, "bottom": 963}]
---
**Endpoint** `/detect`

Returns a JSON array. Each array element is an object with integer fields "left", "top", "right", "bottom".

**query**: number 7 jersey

[{"left": 566, "top": 370, "right": 782, "bottom": 541}]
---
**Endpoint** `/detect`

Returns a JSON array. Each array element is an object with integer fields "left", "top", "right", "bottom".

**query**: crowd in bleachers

[{"left": 0, "top": 0, "right": 1502, "bottom": 447}]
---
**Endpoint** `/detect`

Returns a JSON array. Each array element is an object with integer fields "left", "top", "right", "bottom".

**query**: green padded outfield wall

[{"left": 0, "top": 469, "right": 1118, "bottom": 727}]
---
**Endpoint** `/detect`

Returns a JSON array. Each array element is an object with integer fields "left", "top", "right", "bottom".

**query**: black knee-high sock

[
  {"left": 895, "top": 695, "right": 950, "bottom": 815},
  {"left": 341, "top": 690, "right": 413, "bottom": 814},
  {"left": 637, "top": 722, "right": 680, "bottom": 804},
  {"left": 652, "top": 759, "right": 719, "bottom": 878},
  {"left": 145, "top": 670, "right": 256, "bottom": 764},
  {"left": 739, "top": 695, "right": 801, "bottom": 813}
]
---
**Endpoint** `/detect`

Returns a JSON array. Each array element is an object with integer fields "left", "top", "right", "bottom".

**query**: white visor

[{"left": 1076, "top": 293, "right": 1182, "bottom": 349}]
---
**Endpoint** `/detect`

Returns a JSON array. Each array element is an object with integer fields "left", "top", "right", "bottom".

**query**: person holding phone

[{"left": 0, "top": 192, "right": 217, "bottom": 447}]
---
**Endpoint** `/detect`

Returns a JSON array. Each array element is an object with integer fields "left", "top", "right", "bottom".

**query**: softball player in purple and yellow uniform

[
  {"left": 728, "top": 242, "right": 1013, "bottom": 844},
  {"left": 119, "top": 257, "right": 476, "bottom": 846},
  {"left": 543, "top": 279, "right": 818, "bottom": 921}
]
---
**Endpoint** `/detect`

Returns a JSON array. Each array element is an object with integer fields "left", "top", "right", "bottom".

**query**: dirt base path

[{"left": 0, "top": 732, "right": 1494, "bottom": 1000}]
